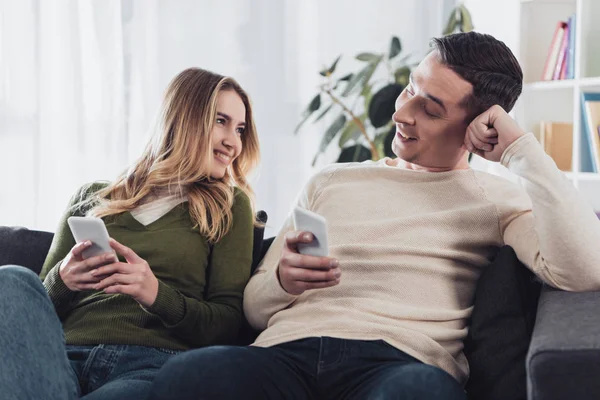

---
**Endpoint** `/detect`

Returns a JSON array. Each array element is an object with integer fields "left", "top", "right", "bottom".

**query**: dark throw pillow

[{"left": 464, "top": 245, "right": 542, "bottom": 400}]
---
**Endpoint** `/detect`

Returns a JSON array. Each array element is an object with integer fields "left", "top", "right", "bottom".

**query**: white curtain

[{"left": 1, "top": 0, "right": 453, "bottom": 236}]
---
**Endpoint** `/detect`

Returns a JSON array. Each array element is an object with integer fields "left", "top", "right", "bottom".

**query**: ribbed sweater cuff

[
  {"left": 142, "top": 280, "right": 185, "bottom": 327},
  {"left": 500, "top": 132, "right": 538, "bottom": 168},
  {"left": 43, "top": 263, "right": 77, "bottom": 312}
]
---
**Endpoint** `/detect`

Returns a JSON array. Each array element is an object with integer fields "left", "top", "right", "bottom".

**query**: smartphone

[
  {"left": 67, "top": 216, "right": 115, "bottom": 260},
  {"left": 292, "top": 206, "right": 329, "bottom": 257}
]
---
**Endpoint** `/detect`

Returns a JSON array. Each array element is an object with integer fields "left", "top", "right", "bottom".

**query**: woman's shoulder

[
  {"left": 232, "top": 187, "right": 252, "bottom": 215},
  {"left": 67, "top": 181, "right": 111, "bottom": 214}
]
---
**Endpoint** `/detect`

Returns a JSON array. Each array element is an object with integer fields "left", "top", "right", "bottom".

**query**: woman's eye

[
  {"left": 216, "top": 118, "right": 226, "bottom": 125},
  {"left": 236, "top": 127, "right": 245, "bottom": 135}
]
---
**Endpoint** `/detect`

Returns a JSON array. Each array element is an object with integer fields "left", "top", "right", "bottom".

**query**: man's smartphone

[
  {"left": 292, "top": 206, "right": 329, "bottom": 257},
  {"left": 67, "top": 216, "right": 115, "bottom": 260}
]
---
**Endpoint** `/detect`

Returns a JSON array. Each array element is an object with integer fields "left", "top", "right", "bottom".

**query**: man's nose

[{"left": 393, "top": 99, "right": 415, "bottom": 125}]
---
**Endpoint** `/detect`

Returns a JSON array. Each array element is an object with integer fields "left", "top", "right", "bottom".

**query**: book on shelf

[
  {"left": 538, "top": 121, "right": 573, "bottom": 171},
  {"left": 580, "top": 92, "right": 600, "bottom": 173},
  {"left": 541, "top": 15, "right": 576, "bottom": 81}
]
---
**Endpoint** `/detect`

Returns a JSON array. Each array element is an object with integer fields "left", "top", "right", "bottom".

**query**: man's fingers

[
  {"left": 281, "top": 252, "right": 338, "bottom": 270},
  {"left": 466, "top": 129, "right": 490, "bottom": 150},
  {"left": 284, "top": 231, "right": 314, "bottom": 250},
  {"left": 300, "top": 279, "right": 340, "bottom": 292},
  {"left": 286, "top": 266, "right": 341, "bottom": 282}
]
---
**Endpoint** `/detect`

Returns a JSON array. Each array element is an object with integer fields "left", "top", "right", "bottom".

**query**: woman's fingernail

[
  {"left": 90, "top": 270, "right": 97, "bottom": 276},
  {"left": 303, "top": 233, "right": 312, "bottom": 241},
  {"left": 330, "top": 259, "right": 339, "bottom": 268},
  {"left": 85, "top": 241, "right": 92, "bottom": 246}
]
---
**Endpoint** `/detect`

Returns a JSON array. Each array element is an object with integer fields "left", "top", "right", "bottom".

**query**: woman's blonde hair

[{"left": 84, "top": 68, "right": 260, "bottom": 243}]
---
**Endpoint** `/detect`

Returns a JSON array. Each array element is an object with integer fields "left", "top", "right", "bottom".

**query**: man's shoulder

[
  {"left": 313, "top": 159, "right": 385, "bottom": 178},
  {"left": 472, "top": 169, "right": 530, "bottom": 205}
]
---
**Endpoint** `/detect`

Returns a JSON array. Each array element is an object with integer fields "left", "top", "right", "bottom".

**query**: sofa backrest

[
  {"left": 0, "top": 227, "right": 54, "bottom": 275},
  {"left": 0, "top": 211, "right": 268, "bottom": 275}
]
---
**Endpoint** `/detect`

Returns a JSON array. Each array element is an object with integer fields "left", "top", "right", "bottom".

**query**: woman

[{"left": 0, "top": 68, "right": 260, "bottom": 399}]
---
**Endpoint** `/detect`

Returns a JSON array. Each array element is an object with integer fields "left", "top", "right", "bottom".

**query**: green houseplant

[{"left": 295, "top": 4, "right": 474, "bottom": 165}]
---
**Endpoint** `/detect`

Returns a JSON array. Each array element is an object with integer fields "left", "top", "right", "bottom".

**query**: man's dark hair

[{"left": 431, "top": 32, "right": 523, "bottom": 119}]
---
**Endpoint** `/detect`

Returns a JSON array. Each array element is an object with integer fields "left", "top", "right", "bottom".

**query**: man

[{"left": 149, "top": 32, "right": 600, "bottom": 400}]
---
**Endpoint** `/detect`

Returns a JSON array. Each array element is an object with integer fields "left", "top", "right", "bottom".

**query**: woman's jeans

[{"left": 0, "top": 265, "right": 179, "bottom": 400}]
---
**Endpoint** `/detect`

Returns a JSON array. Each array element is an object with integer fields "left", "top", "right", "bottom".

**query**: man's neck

[{"left": 386, "top": 155, "right": 470, "bottom": 172}]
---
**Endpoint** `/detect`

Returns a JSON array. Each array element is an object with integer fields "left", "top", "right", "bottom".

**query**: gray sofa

[
  {"left": 527, "top": 287, "right": 600, "bottom": 399},
  {"left": 1, "top": 225, "right": 598, "bottom": 400}
]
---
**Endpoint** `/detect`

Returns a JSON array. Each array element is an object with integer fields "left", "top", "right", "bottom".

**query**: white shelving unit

[{"left": 514, "top": 0, "right": 600, "bottom": 211}]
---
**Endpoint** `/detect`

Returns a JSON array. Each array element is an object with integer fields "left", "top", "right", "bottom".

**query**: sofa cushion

[
  {"left": 464, "top": 245, "right": 542, "bottom": 400},
  {"left": 0, "top": 227, "right": 54, "bottom": 275}
]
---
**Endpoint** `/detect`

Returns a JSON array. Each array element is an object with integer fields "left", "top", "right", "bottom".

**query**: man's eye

[{"left": 423, "top": 106, "right": 438, "bottom": 118}]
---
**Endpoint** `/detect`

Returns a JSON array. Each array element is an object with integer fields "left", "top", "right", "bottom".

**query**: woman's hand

[
  {"left": 59, "top": 241, "right": 117, "bottom": 291},
  {"left": 91, "top": 238, "right": 159, "bottom": 308}
]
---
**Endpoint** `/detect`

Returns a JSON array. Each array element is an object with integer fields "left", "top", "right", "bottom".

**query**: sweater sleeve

[
  {"left": 243, "top": 165, "right": 338, "bottom": 330},
  {"left": 40, "top": 182, "right": 108, "bottom": 318},
  {"left": 498, "top": 133, "right": 600, "bottom": 291},
  {"left": 143, "top": 189, "right": 254, "bottom": 346}
]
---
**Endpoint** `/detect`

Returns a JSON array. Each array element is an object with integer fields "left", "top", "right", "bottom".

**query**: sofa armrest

[{"left": 527, "top": 285, "right": 600, "bottom": 400}]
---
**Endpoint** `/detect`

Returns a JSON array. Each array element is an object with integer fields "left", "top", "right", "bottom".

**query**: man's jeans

[
  {"left": 0, "top": 265, "right": 179, "bottom": 400},
  {"left": 150, "top": 337, "right": 467, "bottom": 399}
]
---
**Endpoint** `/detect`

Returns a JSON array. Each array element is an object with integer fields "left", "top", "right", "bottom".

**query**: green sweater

[{"left": 40, "top": 182, "right": 254, "bottom": 350}]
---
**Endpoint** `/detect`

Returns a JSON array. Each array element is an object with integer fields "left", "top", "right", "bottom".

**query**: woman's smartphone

[
  {"left": 292, "top": 206, "right": 329, "bottom": 257},
  {"left": 67, "top": 216, "right": 115, "bottom": 260}
]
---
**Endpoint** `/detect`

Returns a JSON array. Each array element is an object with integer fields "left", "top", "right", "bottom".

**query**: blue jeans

[
  {"left": 150, "top": 337, "right": 467, "bottom": 399},
  {"left": 0, "top": 265, "right": 180, "bottom": 400}
]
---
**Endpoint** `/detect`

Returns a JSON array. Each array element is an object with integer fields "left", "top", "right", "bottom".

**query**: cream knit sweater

[{"left": 243, "top": 133, "right": 600, "bottom": 383}]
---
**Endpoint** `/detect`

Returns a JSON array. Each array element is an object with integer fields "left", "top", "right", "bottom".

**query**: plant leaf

[
  {"left": 368, "top": 84, "right": 404, "bottom": 128},
  {"left": 383, "top": 126, "right": 397, "bottom": 157},
  {"left": 338, "top": 73, "right": 353, "bottom": 82},
  {"left": 356, "top": 52, "right": 381, "bottom": 62},
  {"left": 394, "top": 66, "right": 411, "bottom": 86},
  {"left": 319, "top": 114, "right": 347, "bottom": 152},
  {"left": 459, "top": 5, "right": 474, "bottom": 32},
  {"left": 308, "top": 94, "right": 321, "bottom": 112},
  {"left": 337, "top": 144, "right": 371, "bottom": 163},
  {"left": 443, "top": 7, "right": 459, "bottom": 35},
  {"left": 328, "top": 55, "right": 342, "bottom": 74},
  {"left": 389, "top": 37, "right": 402, "bottom": 59},
  {"left": 294, "top": 94, "right": 321, "bottom": 134},
  {"left": 342, "top": 57, "right": 382, "bottom": 97},
  {"left": 338, "top": 120, "right": 363, "bottom": 148},
  {"left": 314, "top": 104, "right": 334, "bottom": 122},
  {"left": 294, "top": 113, "right": 311, "bottom": 135}
]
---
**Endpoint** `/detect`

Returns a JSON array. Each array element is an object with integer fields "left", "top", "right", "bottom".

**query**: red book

[
  {"left": 542, "top": 22, "right": 568, "bottom": 81},
  {"left": 554, "top": 24, "right": 570, "bottom": 80}
]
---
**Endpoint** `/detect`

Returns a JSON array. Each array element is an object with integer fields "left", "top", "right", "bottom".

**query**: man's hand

[
  {"left": 278, "top": 231, "right": 341, "bottom": 296},
  {"left": 91, "top": 238, "right": 159, "bottom": 308},
  {"left": 464, "top": 104, "right": 526, "bottom": 162}
]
